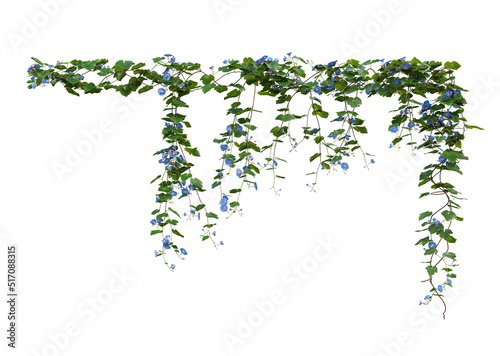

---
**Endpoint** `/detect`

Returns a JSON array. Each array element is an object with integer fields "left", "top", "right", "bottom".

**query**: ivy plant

[{"left": 26, "top": 54, "right": 482, "bottom": 318}]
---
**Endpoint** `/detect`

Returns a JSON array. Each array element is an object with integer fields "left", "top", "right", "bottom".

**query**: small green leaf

[
  {"left": 442, "top": 210, "right": 457, "bottom": 221},
  {"left": 419, "top": 211, "right": 433, "bottom": 221},
  {"left": 426, "top": 266, "right": 438, "bottom": 276}
]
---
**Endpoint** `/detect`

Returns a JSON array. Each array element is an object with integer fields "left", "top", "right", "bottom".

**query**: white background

[{"left": 1, "top": 0, "right": 499, "bottom": 355}]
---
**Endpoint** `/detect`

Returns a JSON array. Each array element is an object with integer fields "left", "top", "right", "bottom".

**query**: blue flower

[
  {"left": 428, "top": 136, "right": 435, "bottom": 141},
  {"left": 220, "top": 204, "right": 228, "bottom": 212},
  {"left": 236, "top": 168, "right": 243, "bottom": 177},
  {"left": 389, "top": 126, "right": 399, "bottom": 133},
  {"left": 341, "top": 162, "right": 349, "bottom": 170},
  {"left": 176, "top": 123, "right": 183, "bottom": 129},
  {"left": 243, "top": 165, "right": 249, "bottom": 171},
  {"left": 345, "top": 134, "right": 349, "bottom": 141},
  {"left": 171, "top": 191, "right": 177, "bottom": 197},
  {"left": 437, "top": 285, "right": 443, "bottom": 293},
  {"left": 434, "top": 220, "right": 440, "bottom": 225},
  {"left": 171, "top": 264, "right": 176, "bottom": 269},
  {"left": 402, "top": 63, "right": 411, "bottom": 68},
  {"left": 220, "top": 241, "right": 224, "bottom": 245},
  {"left": 150, "top": 219, "right": 156, "bottom": 225},
  {"left": 225, "top": 158, "right": 233, "bottom": 166},
  {"left": 181, "top": 188, "right": 189, "bottom": 196},
  {"left": 443, "top": 91, "right": 453, "bottom": 99},
  {"left": 220, "top": 144, "right": 228, "bottom": 151},
  {"left": 163, "top": 238, "right": 170, "bottom": 249},
  {"left": 163, "top": 73, "right": 171, "bottom": 81},
  {"left": 156, "top": 218, "right": 162, "bottom": 224},
  {"left": 438, "top": 156, "right": 447, "bottom": 164},
  {"left": 180, "top": 248, "right": 187, "bottom": 255},
  {"left": 254, "top": 182, "right": 258, "bottom": 190},
  {"left": 446, "top": 278, "right": 452, "bottom": 285},
  {"left": 424, "top": 295, "right": 430, "bottom": 300},
  {"left": 370, "top": 159, "right": 375, "bottom": 164},
  {"left": 428, "top": 241, "right": 437, "bottom": 249},
  {"left": 392, "top": 79, "right": 402, "bottom": 85},
  {"left": 236, "top": 125, "right": 243, "bottom": 132},
  {"left": 313, "top": 85, "right": 322, "bottom": 94},
  {"left": 158, "top": 88, "right": 166, "bottom": 96},
  {"left": 31, "top": 82, "right": 37, "bottom": 89},
  {"left": 169, "top": 150, "right": 178, "bottom": 157},
  {"left": 226, "top": 125, "right": 233, "bottom": 134},
  {"left": 408, "top": 121, "right": 415, "bottom": 128}
]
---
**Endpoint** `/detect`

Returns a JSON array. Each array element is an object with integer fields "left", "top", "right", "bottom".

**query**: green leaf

[
  {"left": 426, "top": 266, "right": 438, "bottom": 276},
  {"left": 276, "top": 114, "right": 295, "bottom": 122},
  {"left": 202, "top": 83, "right": 216, "bottom": 93},
  {"left": 190, "top": 178, "right": 203, "bottom": 190},
  {"left": 185, "top": 147, "right": 200, "bottom": 157},
  {"left": 150, "top": 230, "right": 163, "bottom": 236},
  {"left": 444, "top": 61, "right": 461, "bottom": 70},
  {"left": 353, "top": 126, "right": 367, "bottom": 134},
  {"left": 172, "top": 229, "right": 184, "bottom": 237},
  {"left": 415, "top": 236, "right": 430, "bottom": 246},
  {"left": 168, "top": 207, "right": 181, "bottom": 218},
  {"left": 441, "top": 150, "right": 468, "bottom": 163},
  {"left": 113, "top": 60, "right": 135, "bottom": 71},
  {"left": 138, "top": 85, "right": 153, "bottom": 94},
  {"left": 419, "top": 211, "right": 433, "bottom": 221},
  {"left": 31, "top": 57, "right": 44, "bottom": 65},
  {"left": 309, "top": 153, "right": 321, "bottom": 162},
  {"left": 346, "top": 97, "right": 362, "bottom": 108},
  {"left": 442, "top": 252, "right": 456, "bottom": 259},
  {"left": 206, "top": 212, "right": 219, "bottom": 219},
  {"left": 442, "top": 210, "right": 457, "bottom": 221},
  {"left": 464, "top": 124, "right": 484, "bottom": 130}
]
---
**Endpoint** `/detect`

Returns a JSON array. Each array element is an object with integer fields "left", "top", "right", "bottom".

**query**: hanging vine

[{"left": 26, "top": 54, "right": 482, "bottom": 318}]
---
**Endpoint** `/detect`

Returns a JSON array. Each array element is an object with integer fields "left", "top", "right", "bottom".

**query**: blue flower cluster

[
  {"left": 220, "top": 195, "right": 229, "bottom": 212},
  {"left": 158, "top": 145, "right": 184, "bottom": 172}
]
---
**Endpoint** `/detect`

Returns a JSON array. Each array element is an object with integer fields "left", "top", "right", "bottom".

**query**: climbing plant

[{"left": 27, "top": 54, "right": 482, "bottom": 318}]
